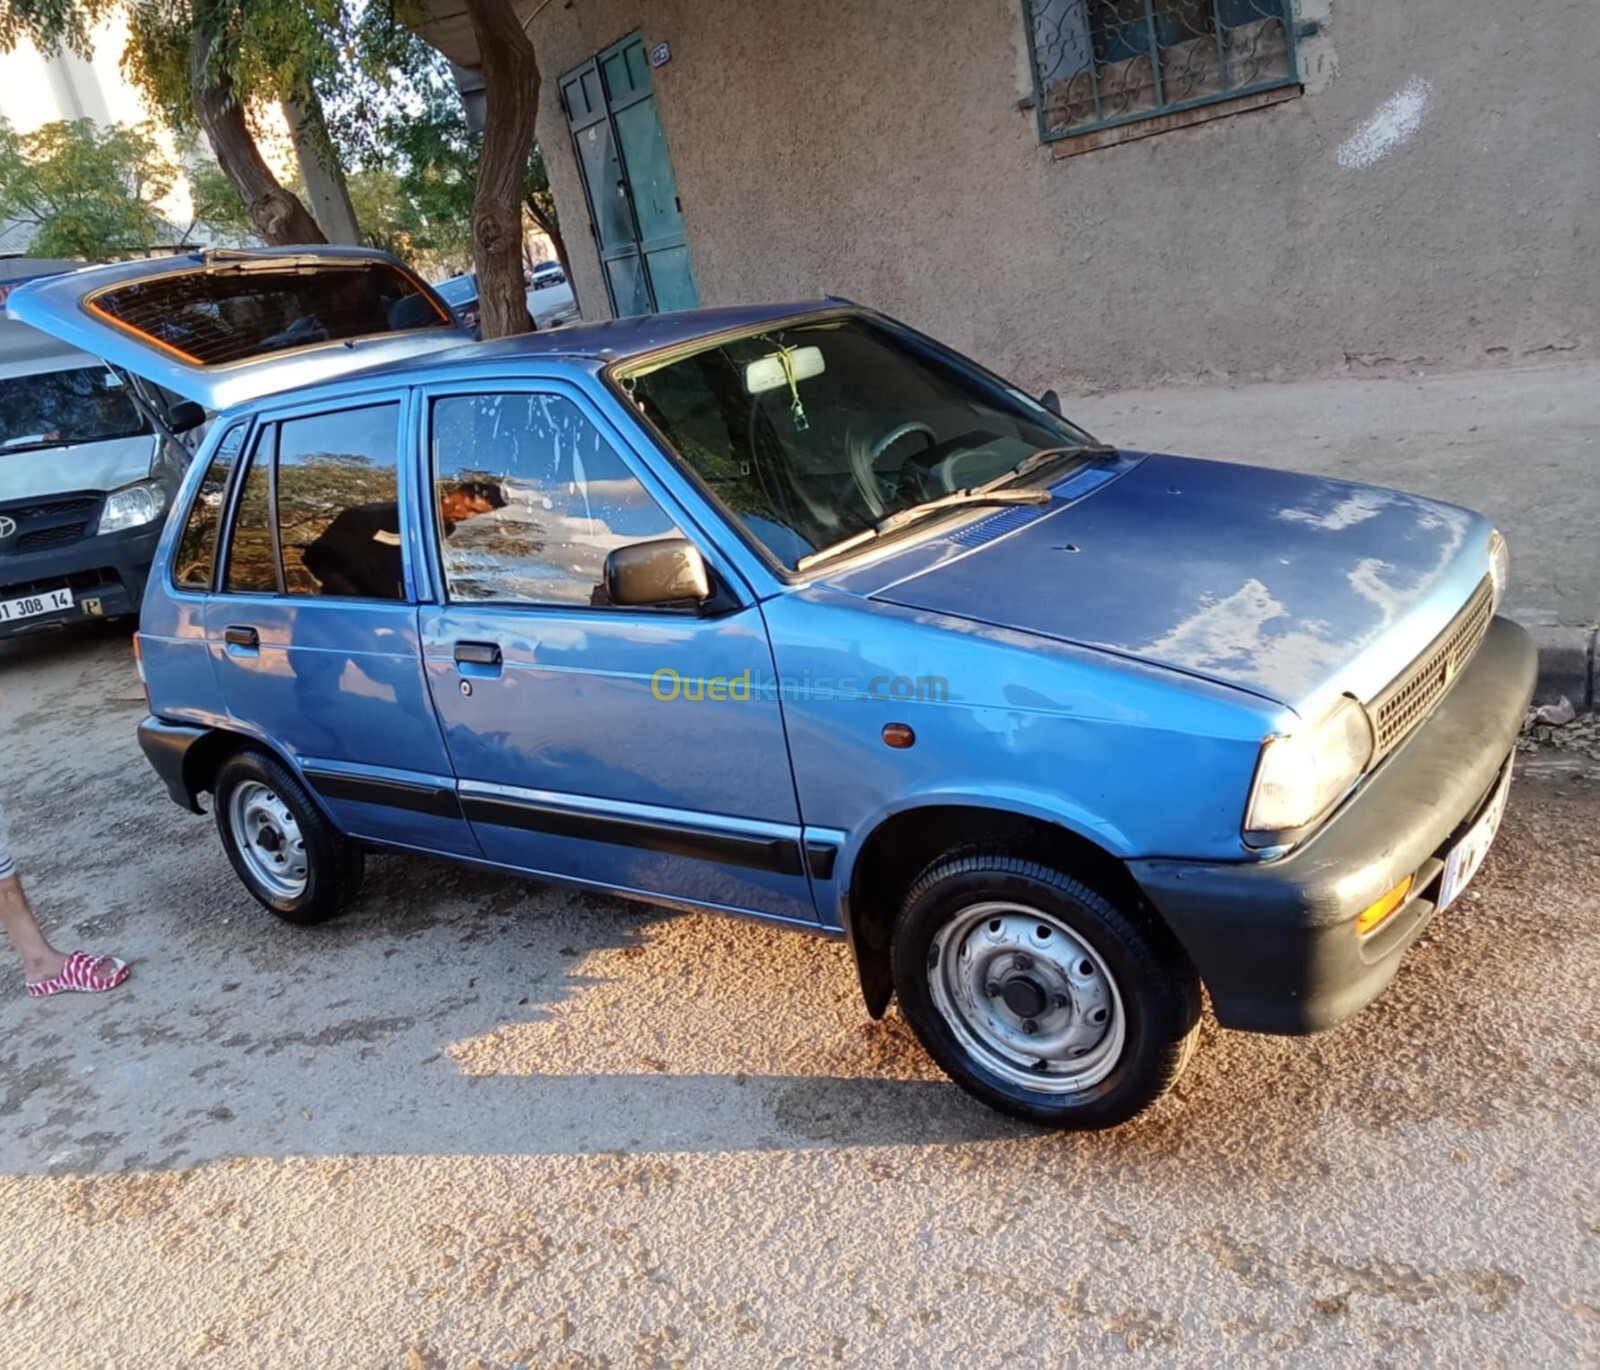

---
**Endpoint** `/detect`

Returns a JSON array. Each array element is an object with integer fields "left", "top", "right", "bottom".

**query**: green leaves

[{"left": 0, "top": 117, "right": 180, "bottom": 258}]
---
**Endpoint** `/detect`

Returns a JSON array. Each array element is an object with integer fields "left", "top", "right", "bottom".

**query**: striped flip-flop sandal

[{"left": 25, "top": 951, "right": 130, "bottom": 998}]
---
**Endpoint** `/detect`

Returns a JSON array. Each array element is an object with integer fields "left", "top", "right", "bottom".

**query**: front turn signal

[{"left": 1355, "top": 876, "right": 1414, "bottom": 936}]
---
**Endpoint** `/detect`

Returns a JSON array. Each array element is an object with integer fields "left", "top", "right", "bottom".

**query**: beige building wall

[{"left": 521, "top": 0, "right": 1598, "bottom": 392}]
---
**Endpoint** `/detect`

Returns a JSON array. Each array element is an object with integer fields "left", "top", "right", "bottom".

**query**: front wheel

[
  {"left": 891, "top": 852, "right": 1201, "bottom": 1129},
  {"left": 214, "top": 749, "right": 364, "bottom": 924}
]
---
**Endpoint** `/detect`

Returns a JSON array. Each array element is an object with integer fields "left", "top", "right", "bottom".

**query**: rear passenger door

[{"left": 203, "top": 394, "right": 479, "bottom": 858}]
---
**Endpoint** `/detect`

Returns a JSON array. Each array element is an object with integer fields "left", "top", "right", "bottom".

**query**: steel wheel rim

[
  {"left": 227, "top": 780, "right": 309, "bottom": 900},
  {"left": 927, "top": 900, "right": 1126, "bottom": 1094}
]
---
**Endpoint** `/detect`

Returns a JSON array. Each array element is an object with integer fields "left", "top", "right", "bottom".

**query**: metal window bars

[{"left": 1024, "top": 0, "right": 1299, "bottom": 141}]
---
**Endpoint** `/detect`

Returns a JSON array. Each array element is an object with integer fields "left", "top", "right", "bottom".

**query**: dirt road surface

[{"left": 0, "top": 629, "right": 1596, "bottom": 1367}]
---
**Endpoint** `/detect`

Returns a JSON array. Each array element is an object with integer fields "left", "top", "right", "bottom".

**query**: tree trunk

[
  {"left": 523, "top": 194, "right": 572, "bottom": 285},
  {"left": 189, "top": 0, "right": 326, "bottom": 247},
  {"left": 463, "top": 0, "right": 540, "bottom": 339},
  {"left": 283, "top": 89, "right": 362, "bottom": 245}
]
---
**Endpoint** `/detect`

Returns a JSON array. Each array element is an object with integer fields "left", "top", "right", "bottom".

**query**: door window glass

[
  {"left": 276, "top": 404, "right": 405, "bottom": 600},
  {"left": 223, "top": 429, "right": 280, "bottom": 594},
  {"left": 173, "top": 423, "right": 247, "bottom": 589},
  {"left": 431, "top": 393, "right": 681, "bottom": 606}
]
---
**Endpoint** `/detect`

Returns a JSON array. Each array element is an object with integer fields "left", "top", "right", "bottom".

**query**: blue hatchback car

[{"left": 11, "top": 249, "right": 1535, "bottom": 1128}]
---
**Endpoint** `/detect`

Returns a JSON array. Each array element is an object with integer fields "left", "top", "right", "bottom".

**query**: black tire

[
  {"left": 213, "top": 748, "right": 364, "bottom": 924},
  {"left": 891, "top": 850, "right": 1201, "bottom": 1129}
]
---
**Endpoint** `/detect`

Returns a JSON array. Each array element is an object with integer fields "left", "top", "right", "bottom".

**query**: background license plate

[
  {"left": 0, "top": 587, "right": 74, "bottom": 623},
  {"left": 1438, "top": 766, "right": 1512, "bottom": 911}
]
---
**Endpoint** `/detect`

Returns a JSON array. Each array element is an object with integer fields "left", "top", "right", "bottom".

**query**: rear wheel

[
  {"left": 214, "top": 749, "right": 363, "bottom": 924},
  {"left": 891, "top": 851, "right": 1200, "bottom": 1129}
]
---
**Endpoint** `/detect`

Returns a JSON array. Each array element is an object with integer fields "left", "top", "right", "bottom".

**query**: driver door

[{"left": 415, "top": 382, "right": 817, "bottom": 925}]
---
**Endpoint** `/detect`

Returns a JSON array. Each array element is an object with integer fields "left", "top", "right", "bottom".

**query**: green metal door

[{"left": 561, "top": 34, "right": 700, "bottom": 316}]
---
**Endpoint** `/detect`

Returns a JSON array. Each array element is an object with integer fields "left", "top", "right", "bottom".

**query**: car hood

[
  {"left": 0, "top": 433, "right": 157, "bottom": 502},
  {"left": 852, "top": 453, "right": 1492, "bottom": 713}
]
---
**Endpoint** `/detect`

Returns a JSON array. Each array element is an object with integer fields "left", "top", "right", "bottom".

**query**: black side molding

[
  {"left": 137, "top": 716, "right": 209, "bottom": 814},
  {"left": 461, "top": 794, "right": 805, "bottom": 876},
  {"left": 304, "top": 770, "right": 464, "bottom": 821},
  {"left": 805, "top": 842, "right": 839, "bottom": 880}
]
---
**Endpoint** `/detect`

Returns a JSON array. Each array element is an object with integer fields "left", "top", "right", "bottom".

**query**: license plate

[
  {"left": 0, "top": 587, "right": 74, "bottom": 623},
  {"left": 1438, "top": 763, "right": 1513, "bottom": 911}
]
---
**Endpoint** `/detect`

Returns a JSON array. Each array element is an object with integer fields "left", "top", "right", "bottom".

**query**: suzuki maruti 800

[{"left": 9, "top": 249, "right": 1534, "bottom": 1128}]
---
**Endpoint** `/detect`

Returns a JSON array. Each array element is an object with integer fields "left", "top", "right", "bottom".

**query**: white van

[{"left": 0, "top": 318, "right": 202, "bottom": 637}]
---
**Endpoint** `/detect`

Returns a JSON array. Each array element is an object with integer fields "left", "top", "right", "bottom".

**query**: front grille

[
  {"left": 0, "top": 492, "right": 102, "bottom": 558},
  {"left": 1369, "top": 578, "right": 1495, "bottom": 758},
  {"left": 3, "top": 497, "right": 97, "bottom": 522},
  {"left": 17, "top": 522, "right": 91, "bottom": 552}
]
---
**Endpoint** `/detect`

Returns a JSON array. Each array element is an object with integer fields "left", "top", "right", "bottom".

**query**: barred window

[{"left": 1025, "top": 0, "right": 1298, "bottom": 142}]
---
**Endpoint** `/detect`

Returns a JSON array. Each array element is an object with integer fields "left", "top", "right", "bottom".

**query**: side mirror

[
  {"left": 1039, "top": 389, "right": 1063, "bottom": 418},
  {"left": 605, "top": 537, "right": 712, "bottom": 608},
  {"left": 167, "top": 400, "right": 208, "bottom": 434}
]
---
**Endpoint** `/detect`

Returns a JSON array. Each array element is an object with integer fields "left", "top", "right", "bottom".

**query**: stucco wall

[{"left": 528, "top": 0, "right": 1599, "bottom": 392}]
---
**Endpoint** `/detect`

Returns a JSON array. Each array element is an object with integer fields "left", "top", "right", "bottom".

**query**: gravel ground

[{"left": 0, "top": 628, "right": 1596, "bottom": 1368}]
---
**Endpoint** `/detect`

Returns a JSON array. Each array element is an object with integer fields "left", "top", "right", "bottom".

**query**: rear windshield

[
  {"left": 0, "top": 366, "right": 147, "bottom": 453},
  {"left": 86, "top": 263, "right": 454, "bottom": 367}
]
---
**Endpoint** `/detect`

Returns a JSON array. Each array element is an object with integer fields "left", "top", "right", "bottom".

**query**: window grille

[{"left": 1024, "top": 0, "right": 1299, "bottom": 141}]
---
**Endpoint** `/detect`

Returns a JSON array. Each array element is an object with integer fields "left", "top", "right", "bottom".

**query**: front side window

[
  {"left": 0, "top": 366, "right": 148, "bottom": 453},
  {"left": 173, "top": 423, "right": 248, "bottom": 589},
  {"left": 621, "top": 314, "right": 1095, "bottom": 570},
  {"left": 431, "top": 392, "right": 682, "bottom": 606},
  {"left": 1025, "top": 0, "right": 1296, "bottom": 141}
]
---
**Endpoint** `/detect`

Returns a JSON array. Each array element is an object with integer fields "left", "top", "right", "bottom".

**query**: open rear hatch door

[{"left": 3, "top": 247, "right": 469, "bottom": 412}]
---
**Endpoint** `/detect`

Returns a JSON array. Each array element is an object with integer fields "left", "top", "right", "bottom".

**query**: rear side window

[
  {"left": 86, "top": 264, "right": 452, "bottom": 367},
  {"left": 277, "top": 405, "right": 405, "bottom": 600},
  {"left": 172, "top": 423, "right": 248, "bottom": 589}
]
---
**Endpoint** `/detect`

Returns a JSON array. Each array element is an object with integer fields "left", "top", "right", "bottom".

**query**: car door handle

[
  {"left": 224, "top": 625, "right": 259, "bottom": 651},
  {"left": 453, "top": 641, "right": 502, "bottom": 669}
]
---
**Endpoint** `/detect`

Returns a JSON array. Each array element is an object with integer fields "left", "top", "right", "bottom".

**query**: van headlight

[
  {"left": 1245, "top": 696, "right": 1375, "bottom": 840},
  {"left": 97, "top": 481, "right": 168, "bottom": 535},
  {"left": 1488, "top": 529, "right": 1509, "bottom": 611}
]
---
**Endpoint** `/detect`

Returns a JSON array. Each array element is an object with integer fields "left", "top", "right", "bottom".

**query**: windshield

[
  {"left": 0, "top": 366, "right": 147, "bottom": 453},
  {"left": 435, "top": 275, "right": 477, "bottom": 306},
  {"left": 621, "top": 315, "right": 1097, "bottom": 569}
]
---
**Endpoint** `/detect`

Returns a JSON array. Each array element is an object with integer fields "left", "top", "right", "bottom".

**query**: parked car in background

[
  {"left": 0, "top": 318, "right": 205, "bottom": 636},
  {"left": 435, "top": 271, "right": 574, "bottom": 337},
  {"left": 433, "top": 273, "right": 481, "bottom": 336},
  {"left": 10, "top": 249, "right": 1534, "bottom": 1130},
  {"left": 530, "top": 261, "right": 566, "bottom": 289}
]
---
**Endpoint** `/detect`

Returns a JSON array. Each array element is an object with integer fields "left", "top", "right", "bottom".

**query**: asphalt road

[{"left": 0, "top": 628, "right": 1595, "bottom": 1367}]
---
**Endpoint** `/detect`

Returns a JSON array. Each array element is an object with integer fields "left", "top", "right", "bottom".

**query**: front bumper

[
  {"left": 0, "top": 524, "right": 162, "bottom": 638},
  {"left": 1131, "top": 615, "right": 1537, "bottom": 1035}
]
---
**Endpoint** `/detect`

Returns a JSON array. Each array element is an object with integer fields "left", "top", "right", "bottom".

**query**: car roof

[{"left": 265, "top": 299, "right": 846, "bottom": 409}]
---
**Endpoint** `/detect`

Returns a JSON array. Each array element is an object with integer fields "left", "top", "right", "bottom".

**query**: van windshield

[{"left": 0, "top": 366, "right": 148, "bottom": 453}]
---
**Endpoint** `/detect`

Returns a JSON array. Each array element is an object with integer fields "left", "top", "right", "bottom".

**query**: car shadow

[{"left": 0, "top": 723, "right": 1594, "bottom": 1181}]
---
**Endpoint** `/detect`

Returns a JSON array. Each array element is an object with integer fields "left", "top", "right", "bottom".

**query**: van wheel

[
  {"left": 213, "top": 750, "right": 364, "bottom": 924},
  {"left": 891, "top": 851, "right": 1200, "bottom": 1129}
]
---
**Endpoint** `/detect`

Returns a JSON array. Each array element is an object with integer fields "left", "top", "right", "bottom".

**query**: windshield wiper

[
  {"left": 796, "top": 487, "right": 1051, "bottom": 572},
  {"left": 983, "top": 442, "right": 1118, "bottom": 491}
]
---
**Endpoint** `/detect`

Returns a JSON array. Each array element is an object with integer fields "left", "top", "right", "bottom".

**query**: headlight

[
  {"left": 1488, "top": 529, "right": 1509, "bottom": 611},
  {"left": 97, "top": 481, "right": 168, "bottom": 535},
  {"left": 1245, "top": 696, "right": 1375, "bottom": 839}
]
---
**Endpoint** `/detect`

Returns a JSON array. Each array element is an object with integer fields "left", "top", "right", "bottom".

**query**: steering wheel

[{"left": 850, "top": 421, "right": 939, "bottom": 518}]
